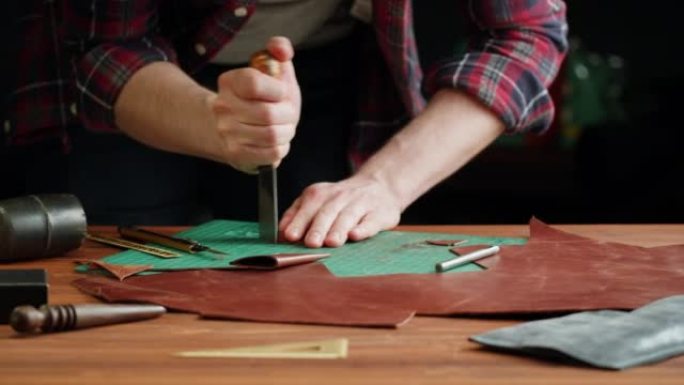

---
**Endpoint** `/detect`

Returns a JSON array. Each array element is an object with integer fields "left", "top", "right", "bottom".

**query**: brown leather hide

[{"left": 73, "top": 219, "right": 684, "bottom": 327}]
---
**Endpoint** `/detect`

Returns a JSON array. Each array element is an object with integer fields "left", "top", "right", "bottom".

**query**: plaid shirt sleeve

[
  {"left": 64, "top": 1, "right": 178, "bottom": 133},
  {"left": 423, "top": 0, "right": 568, "bottom": 134}
]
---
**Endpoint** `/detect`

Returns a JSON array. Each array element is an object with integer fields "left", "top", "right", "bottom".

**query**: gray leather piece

[{"left": 470, "top": 295, "right": 684, "bottom": 370}]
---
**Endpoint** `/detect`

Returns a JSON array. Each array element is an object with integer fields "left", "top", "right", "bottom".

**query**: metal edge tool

[{"left": 250, "top": 50, "right": 281, "bottom": 243}]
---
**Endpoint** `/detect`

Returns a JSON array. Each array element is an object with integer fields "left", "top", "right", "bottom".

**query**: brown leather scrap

[
  {"left": 79, "top": 253, "right": 330, "bottom": 279},
  {"left": 73, "top": 218, "right": 684, "bottom": 327},
  {"left": 76, "top": 260, "right": 153, "bottom": 281},
  {"left": 229, "top": 253, "right": 330, "bottom": 270}
]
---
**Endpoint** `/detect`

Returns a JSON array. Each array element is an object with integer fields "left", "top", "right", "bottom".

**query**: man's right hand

[{"left": 209, "top": 37, "right": 301, "bottom": 174}]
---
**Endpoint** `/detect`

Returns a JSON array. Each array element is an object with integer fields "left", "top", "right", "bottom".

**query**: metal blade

[{"left": 257, "top": 165, "right": 278, "bottom": 243}]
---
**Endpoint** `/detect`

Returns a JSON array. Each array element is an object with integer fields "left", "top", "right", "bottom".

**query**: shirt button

[
  {"left": 195, "top": 43, "right": 207, "bottom": 56},
  {"left": 3, "top": 120, "right": 10, "bottom": 134},
  {"left": 70, "top": 103, "right": 78, "bottom": 116},
  {"left": 234, "top": 6, "right": 248, "bottom": 17}
]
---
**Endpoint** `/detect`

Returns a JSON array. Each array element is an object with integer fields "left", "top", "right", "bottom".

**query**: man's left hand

[{"left": 279, "top": 175, "right": 402, "bottom": 248}]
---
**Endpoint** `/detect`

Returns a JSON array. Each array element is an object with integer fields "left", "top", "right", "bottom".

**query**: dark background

[
  {"left": 406, "top": 0, "right": 684, "bottom": 224},
  {"left": 2, "top": 2, "right": 682, "bottom": 225}
]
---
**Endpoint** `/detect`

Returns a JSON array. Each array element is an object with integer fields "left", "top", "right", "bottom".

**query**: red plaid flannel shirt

[{"left": 5, "top": 0, "right": 567, "bottom": 168}]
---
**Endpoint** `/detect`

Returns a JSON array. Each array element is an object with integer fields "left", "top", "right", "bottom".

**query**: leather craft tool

[
  {"left": 250, "top": 50, "right": 280, "bottom": 243},
  {"left": 10, "top": 303, "right": 166, "bottom": 333},
  {"left": 118, "top": 226, "right": 227, "bottom": 256},
  {"left": 425, "top": 239, "right": 468, "bottom": 247},
  {"left": 176, "top": 338, "right": 348, "bottom": 359},
  {"left": 85, "top": 233, "right": 179, "bottom": 259},
  {"left": 0, "top": 194, "right": 86, "bottom": 262},
  {"left": 0, "top": 269, "right": 47, "bottom": 323},
  {"left": 436, "top": 245, "right": 500, "bottom": 272}
]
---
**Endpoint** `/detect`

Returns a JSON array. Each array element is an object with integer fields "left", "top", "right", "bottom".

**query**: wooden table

[{"left": 2, "top": 224, "right": 683, "bottom": 384}]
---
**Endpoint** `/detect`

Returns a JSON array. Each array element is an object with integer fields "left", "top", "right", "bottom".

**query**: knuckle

[
  {"left": 301, "top": 182, "right": 337, "bottom": 203},
  {"left": 283, "top": 125, "right": 296, "bottom": 142},
  {"left": 273, "top": 143, "right": 290, "bottom": 160},
  {"left": 263, "top": 126, "right": 280, "bottom": 146},
  {"left": 217, "top": 72, "right": 234, "bottom": 89},
  {"left": 303, "top": 184, "right": 325, "bottom": 201},
  {"left": 317, "top": 204, "right": 339, "bottom": 218},
  {"left": 235, "top": 71, "right": 261, "bottom": 98},
  {"left": 215, "top": 120, "right": 232, "bottom": 134},
  {"left": 285, "top": 104, "right": 299, "bottom": 122},
  {"left": 339, "top": 206, "right": 363, "bottom": 223},
  {"left": 330, "top": 188, "right": 348, "bottom": 202},
  {"left": 223, "top": 143, "right": 241, "bottom": 159},
  {"left": 258, "top": 105, "right": 279, "bottom": 125}
]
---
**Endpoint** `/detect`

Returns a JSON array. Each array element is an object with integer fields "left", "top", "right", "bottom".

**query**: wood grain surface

[{"left": 1, "top": 224, "right": 683, "bottom": 385}]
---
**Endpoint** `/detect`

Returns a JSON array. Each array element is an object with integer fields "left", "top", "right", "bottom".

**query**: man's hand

[
  {"left": 114, "top": 37, "right": 301, "bottom": 173},
  {"left": 278, "top": 89, "right": 505, "bottom": 248},
  {"left": 279, "top": 175, "right": 402, "bottom": 248},
  {"left": 210, "top": 37, "right": 301, "bottom": 174}
]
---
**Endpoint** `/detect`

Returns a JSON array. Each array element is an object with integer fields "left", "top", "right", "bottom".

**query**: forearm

[
  {"left": 424, "top": 0, "right": 567, "bottom": 134},
  {"left": 355, "top": 89, "right": 505, "bottom": 211},
  {"left": 114, "top": 61, "right": 224, "bottom": 163}
]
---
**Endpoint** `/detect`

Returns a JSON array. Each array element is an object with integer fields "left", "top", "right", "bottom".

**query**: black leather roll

[{"left": 0, "top": 194, "right": 86, "bottom": 262}]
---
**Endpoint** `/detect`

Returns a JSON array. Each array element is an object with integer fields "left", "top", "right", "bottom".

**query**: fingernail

[
  {"left": 350, "top": 227, "right": 364, "bottom": 240},
  {"left": 287, "top": 227, "right": 300, "bottom": 239},
  {"left": 307, "top": 231, "right": 322, "bottom": 245},
  {"left": 327, "top": 232, "right": 340, "bottom": 245}
]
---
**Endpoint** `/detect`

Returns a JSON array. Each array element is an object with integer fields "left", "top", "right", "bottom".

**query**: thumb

[
  {"left": 266, "top": 36, "right": 294, "bottom": 62},
  {"left": 264, "top": 36, "right": 298, "bottom": 86}
]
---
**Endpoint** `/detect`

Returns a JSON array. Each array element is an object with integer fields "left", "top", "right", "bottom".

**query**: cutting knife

[
  {"left": 250, "top": 50, "right": 281, "bottom": 243},
  {"left": 257, "top": 165, "right": 278, "bottom": 243}
]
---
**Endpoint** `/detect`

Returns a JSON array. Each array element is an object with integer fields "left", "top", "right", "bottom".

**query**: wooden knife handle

[{"left": 249, "top": 50, "right": 281, "bottom": 77}]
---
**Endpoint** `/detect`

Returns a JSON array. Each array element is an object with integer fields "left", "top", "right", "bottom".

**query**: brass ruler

[
  {"left": 86, "top": 233, "right": 179, "bottom": 259},
  {"left": 176, "top": 338, "right": 348, "bottom": 359}
]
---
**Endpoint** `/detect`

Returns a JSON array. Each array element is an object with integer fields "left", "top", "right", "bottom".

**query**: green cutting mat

[{"left": 82, "top": 220, "right": 526, "bottom": 277}]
